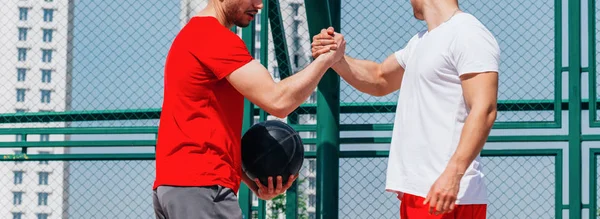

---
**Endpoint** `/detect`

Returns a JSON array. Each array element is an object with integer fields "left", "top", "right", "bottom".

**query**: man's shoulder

[
  {"left": 453, "top": 13, "right": 493, "bottom": 33},
  {"left": 179, "top": 17, "right": 242, "bottom": 44}
]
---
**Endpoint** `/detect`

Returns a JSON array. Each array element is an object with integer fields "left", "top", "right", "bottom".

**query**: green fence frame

[{"left": 0, "top": 0, "right": 595, "bottom": 218}]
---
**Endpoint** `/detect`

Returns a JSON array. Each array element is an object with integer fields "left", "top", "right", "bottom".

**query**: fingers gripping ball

[{"left": 241, "top": 120, "right": 304, "bottom": 186}]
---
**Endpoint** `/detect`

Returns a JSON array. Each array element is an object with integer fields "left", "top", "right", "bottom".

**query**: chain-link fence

[
  {"left": 0, "top": 160, "right": 155, "bottom": 219},
  {"left": 339, "top": 0, "right": 558, "bottom": 125},
  {"left": 0, "top": 154, "right": 558, "bottom": 219},
  {"left": 0, "top": 0, "right": 588, "bottom": 218},
  {"left": 260, "top": 0, "right": 317, "bottom": 124},
  {"left": 334, "top": 154, "right": 558, "bottom": 219},
  {"left": 1, "top": 0, "right": 175, "bottom": 129}
]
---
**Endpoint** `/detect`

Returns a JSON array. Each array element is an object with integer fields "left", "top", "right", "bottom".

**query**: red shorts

[{"left": 399, "top": 193, "right": 487, "bottom": 219}]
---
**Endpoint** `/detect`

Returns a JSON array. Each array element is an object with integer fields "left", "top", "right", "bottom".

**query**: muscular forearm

[
  {"left": 332, "top": 56, "right": 386, "bottom": 96},
  {"left": 270, "top": 56, "right": 332, "bottom": 118},
  {"left": 446, "top": 108, "right": 496, "bottom": 175}
]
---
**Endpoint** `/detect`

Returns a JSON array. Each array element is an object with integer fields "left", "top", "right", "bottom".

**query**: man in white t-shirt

[{"left": 311, "top": 0, "right": 499, "bottom": 218}]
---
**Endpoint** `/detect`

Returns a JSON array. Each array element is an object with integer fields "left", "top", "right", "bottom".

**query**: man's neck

[
  {"left": 196, "top": 2, "right": 232, "bottom": 28},
  {"left": 422, "top": 1, "right": 461, "bottom": 32}
]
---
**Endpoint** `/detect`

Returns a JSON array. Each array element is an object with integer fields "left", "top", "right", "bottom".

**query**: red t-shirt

[{"left": 153, "top": 16, "right": 254, "bottom": 193}]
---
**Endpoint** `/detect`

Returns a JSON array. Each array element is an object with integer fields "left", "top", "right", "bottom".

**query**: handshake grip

[{"left": 311, "top": 27, "right": 346, "bottom": 63}]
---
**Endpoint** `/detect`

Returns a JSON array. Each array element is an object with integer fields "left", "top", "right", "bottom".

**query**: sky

[{"left": 47, "top": 0, "right": 598, "bottom": 218}]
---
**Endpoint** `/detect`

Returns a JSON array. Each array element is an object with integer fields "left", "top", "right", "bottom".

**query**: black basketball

[{"left": 241, "top": 120, "right": 304, "bottom": 186}]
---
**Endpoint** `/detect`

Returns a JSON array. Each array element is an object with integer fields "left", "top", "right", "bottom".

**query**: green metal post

[
  {"left": 256, "top": 3, "right": 269, "bottom": 217},
  {"left": 20, "top": 134, "right": 27, "bottom": 154},
  {"left": 305, "top": 0, "right": 340, "bottom": 218},
  {"left": 553, "top": 0, "right": 562, "bottom": 128},
  {"left": 590, "top": 150, "right": 599, "bottom": 219},
  {"left": 267, "top": 0, "right": 297, "bottom": 124},
  {"left": 265, "top": 0, "right": 301, "bottom": 217},
  {"left": 239, "top": 19, "right": 256, "bottom": 219},
  {"left": 286, "top": 181, "right": 298, "bottom": 218},
  {"left": 568, "top": 0, "right": 582, "bottom": 218},
  {"left": 259, "top": 2, "right": 269, "bottom": 123},
  {"left": 589, "top": 0, "right": 598, "bottom": 127}
]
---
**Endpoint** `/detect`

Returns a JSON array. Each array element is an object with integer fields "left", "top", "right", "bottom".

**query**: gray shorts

[{"left": 152, "top": 185, "right": 242, "bottom": 219}]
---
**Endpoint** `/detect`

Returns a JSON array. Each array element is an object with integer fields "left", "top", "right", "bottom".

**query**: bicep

[
  {"left": 460, "top": 72, "right": 498, "bottom": 111},
  {"left": 379, "top": 53, "right": 405, "bottom": 93},
  {"left": 226, "top": 60, "right": 277, "bottom": 107}
]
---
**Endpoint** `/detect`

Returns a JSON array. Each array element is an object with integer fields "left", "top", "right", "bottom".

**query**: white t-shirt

[{"left": 385, "top": 13, "right": 500, "bottom": 204}]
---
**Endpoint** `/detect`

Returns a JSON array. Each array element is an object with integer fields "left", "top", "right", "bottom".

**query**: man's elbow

[
  {"left": 487, "top": 108, "right": 497, "bottom": 127},
  {"left": 264, "top": 102, "right": 291, "bottom": 119},
  {"left": 370, "top": 83, "right": 397, "bottom": 97},
  {"left": 371, "top": 86, "right": 390, "bottom": 97},
  {"left": 269, "top": 109, "right": 289, "bottom": 119},
  {"left": 474, "top": 104, "right": 497, "bottom": 128}
]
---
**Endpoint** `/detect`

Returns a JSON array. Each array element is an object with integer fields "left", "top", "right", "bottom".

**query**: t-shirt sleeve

[
  {"left": 394, "top": 36, "right": 416, "bottom": 69},
  {"left": 198, "top": 32, "right": 254, "bottom": 80},
  {"left": 451, "top": 26, "right": 500, "bottom": 76}
]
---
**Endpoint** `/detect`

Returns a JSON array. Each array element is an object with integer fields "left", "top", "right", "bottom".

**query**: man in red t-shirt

[{"left": 152, "top": 0, "right": 345, "bottom": 218}]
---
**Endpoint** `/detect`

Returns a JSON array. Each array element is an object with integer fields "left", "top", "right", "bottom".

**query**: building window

[
  {"left": 309, "top": 194, "right": 316, "bottom": 207},
  {"left": 40, "top": 134, "right": 50, "bottom": 142},
  {"left": 43, "top": 29, "right": 53, "bottom": 42},
  {"left": 13, "top": 192, "right": 23, "bottom": 205},
  {"left": 309, "top": 177, "right": 315, "bottom": 190},
  {"left": 17, "top": 68, "right": 26, "bottom": 82},
  {"left": 308, "top": 92, "right": 317, "bottom": 103},
  {"left": 309, "top": 159, "right": 316, "bottom": 172},
  {"left": 291, "top": 3, "right": 300, "bottom": 16},
  {"left": 15, "top": 134, "right": 26, "bottom": 142},
  {"left": 273, "top": 67, "right": 280, "bottom": 79},
  {"left": 18, "top": 28, "right": 28, "bottom": 41},
  {"left": 43, "top": 9, "right": 54, "bottom": 22},
  {"left": 18, "top": 48, "right": 27, "bottom": 61},
  {"left": 255, "top": 30, "right": 260, "bottom": 43},
  {"left": 14, "top": 171, "right": 24, "bottom": 185},
  {"left": 15, "top": 109, "right": 26, "bottom": 113},
  {"left": 19, "top": 7, "right": 28, "bottom": 21},
  {"left": 309, "top": 212, "right": 316, "bottom": 219},
  {"left": 38, "top": 192, "right": 49, "bottom": 205},
  {"left": 293, "top": 36, "right": 301, "bottom": 51},
  {"left": 17, "top": 89, "right": 26, "bottom": 102},
  {"left": 42, "top": 69, "right": 52, "bottom": 83},
  {"left": 12, "top": 212, "right": 23, "bottom": 219},
  {"left": 294, "top": 54, "right": 300, "bottom": 68},
  {"left": 37, "top": 214, "right": 49, "bottom": 219},
  {"left": 39, "top": 172, "right": 49, "bottom": 185},
  {"left": 41, "top": 90, "right": 51, "bottom": 103},
  {"left": 256, "top": 13, "right": 261, "bottom": 25},
  {"left": 42, "top": 49, "right": 52, "bottom": 63}
]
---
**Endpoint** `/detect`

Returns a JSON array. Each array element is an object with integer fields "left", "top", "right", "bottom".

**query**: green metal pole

[
  {"left": 567, "top": 0, "right": 582, "bottom": 218},
  {"left": 304, "top": 0, "right": 339, "bottom": 218},
  {"left": 589, "top": 0, "right": 598, "bottom": 127},
  {"left": 239, "top": 19, "right": 256, "bottom": 219},
  {"left": 286, "top": 181, "right": 298, "bottom": 218},
  {"left": 256, "top": 3, "right": 270, "bottom": 218},
  {"left": 266, "top": 0, "right": 298, "bottom": 124},
  {"left": 590, "top": 151, "right": 598, "bottom": 219},
  {"left": 20, "top": 134, "right": 27, "bottom": 154},
  {"left": 553, "top": 0, "right": 563, "bottom": 128},
  {"left": 259, "top": 0, "right": 269, "bottom": 123}
]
